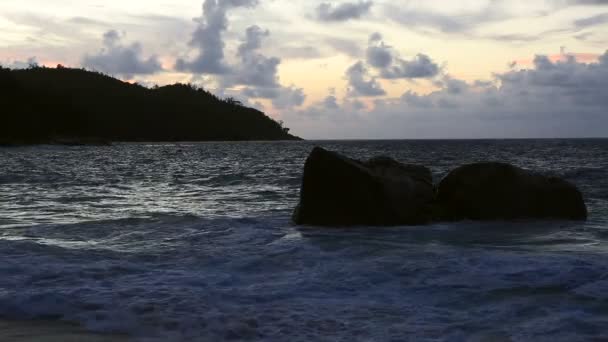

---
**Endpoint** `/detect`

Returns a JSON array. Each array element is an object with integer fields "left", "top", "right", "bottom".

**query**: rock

[
  {"left": 293, "top": 147, "right": 434, "bottom": 226},
  {"left": 436, "top": 162, "right": 587, "bottom": 221}
]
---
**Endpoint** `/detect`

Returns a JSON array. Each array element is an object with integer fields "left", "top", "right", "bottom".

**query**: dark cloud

[
  {"left": 574, "top": 13, "right": 608, "bottom": 28},
  {"left": 235, "top": 54, "right": 281, "bottom": 87},
  {"left": 384, "top": 5, "right": 472, "bottom": 33},
  {"left": 323, "top": 95, "right": 340, "bottom": 109},
  {"left": 346, "top": 61, "right": 386, "bottom": 96},
  {"left": 228, "top": 25, "right": 281, "bottom": 88},
  {"left": 340, "top": 33, "right": 440, "bottom": 100},
  {"left": 401, "top": 90, "right": 433, "bottom": 108},
  {"left": 365, "top": 33, "right": 392, "bottom": 68},
  {"left": 601, "top": 51, "right": 608, "bottom": 64},
  {"left": 397, "top": 50, "right": 608, "bottom": 117},
  {"left": 240, "top": 85, "right": 306, "bottom": 109},
  {"left": 272, "top": 86, "right": 307, "bottom": 109},
  {"left": 103, "top": 30, "right": 120, "bottom": 46},
  {"left": 368, "top": 32, "right": 382, "bottom": 42},
  {"left": 316, "top": 1, "right": 373, "bottom": 22},
  {"left": 568, "top": 0, "right": 608, "bottom": 5},
  {"left": 363, "top": 33, "right": 440, "bottom": 79},
  {"left": 170, "top": 1, "right": 308, "bottom": 111},
  {"left": 227, "top": 26, "right": 307, "bottom": 109},
  {"left": 175, "top": 0, "right": 258, "bottom": 74},
  {"left": 2, "top": 57, "right": 39, "bottom": 69},
  {"left": 288, "top": 51, "right": 608, "bottom": 139},
  {"left": 379, "top": 53, "right": 440, "bottom": 79},
  {"left": 443, "top": 77, "right": 469, "bottom": 94},
  {"left": 237, "top": 25, "right": 269, "bottom": 57},
  {"left": 241, "top": 87, "right": 277, "bottom": 99},
  {"left": 285, "top": 95, "right": 368, "bottom": 123},
  {"left": 82, "top": 30, "right": 162, "bottom": 78}
]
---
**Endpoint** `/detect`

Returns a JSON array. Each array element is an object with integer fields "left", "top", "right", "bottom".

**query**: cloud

[
  {"left": 230, "top": 26, "right": 281, "bottom": 88},
  {"left": 2, "top": 57, "right": 39, "bottom": 69},
  {"left": 383, "top": 4, "right": 485, "bottom": 33},
  {"left": 380, "top": 53, "right": 440, "bottom": 79},
  {"left": 601, "top": 51, "right": 608, "bottom": 64},
  {"left": 221, "top": 25, "right": 307, "bottom": 109},
  {"left": 381, "top": 2, "right": 602, "bottom": 42},
  {"left": 401, "top": 90, "right": 433, "bottom": 108},
  {"left": 574, "top": 13, "right": 608, "bottom": 28},
  {"left": 287, "top": 95, "right": 368, "bottom": 122},
  {"left": 172, "top": 2, "right": 308, "bottom": 110},
  {"left": 288, "top": 51, "right": 608, "bottom": 139},
  {"left": 322, "top": 95, "right": 340, "bottom": 109},
  {"left": 82, "top": 30, "right": 162, "bottom": 78},
  {"left": 325, "top": 38, "right": 362, "bottom": 57},
  {"left": 400, "top": 52, "right": 608, "bottom": 114},
  {"left": 346, "top": 61, "right": 386, "bottom": 96},
  {"left": 103, "top": 30, "right": 120, "bottom": 46},
  {"left": 67, "top": 16, "right": 108, "bottom": 26},
  {"left": 271, "top": 86, "right": 307, "bottom": 109},
  {"left": 222, "top": 25, "right": 281, "bottom": 89},
  {"left": 316, "top": 1, "right": 373, "bottom": 22},
  {"left": 278, "top": 46, "right": 323, "bottom": 59},
  {"left": 237, "top": 25, "right": 269, "bottom": 57},
  {"left": 240, "top": 86, "right": 306, "bottom": 109},
  {"left": 175, "top": 0, "right": 258, "bottom": 74},
  {"left": 235, "top": 56, "right": 281, "bottom": 87},
  {"left": 486, "top": 33, "right": 544, "bottom": 42},
  {"left": 342, "top": 33, "right": 440, "bottom": 99},
  {"left": 365, "top": 33, "right": 392, "bottom": 68},
  {"left": 568, "top": 0, "right": 608, "bottom": 5},
  {"left": 364, "top": 33, "right": 440, "bottom": 79}
]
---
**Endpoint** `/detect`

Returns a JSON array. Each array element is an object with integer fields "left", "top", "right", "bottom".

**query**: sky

[{"left": 1, "top": 0, "right": 607, "bottom": 139}]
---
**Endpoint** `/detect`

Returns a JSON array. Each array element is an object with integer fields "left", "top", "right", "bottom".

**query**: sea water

[{"left": 0, "top": 140, "right": 607, "bottom": 341}]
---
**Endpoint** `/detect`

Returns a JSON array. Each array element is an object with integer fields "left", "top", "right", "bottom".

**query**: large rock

[
  {"left": 436, "top": 162, "right": 587, "bottom": 221},
  {"left": 292, "top": 147, "right": 434, "bottom": 226}
]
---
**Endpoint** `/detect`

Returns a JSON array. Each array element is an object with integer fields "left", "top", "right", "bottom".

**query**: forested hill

[{"left": 0, "top": 66, "right": 300, "bottom": 144}]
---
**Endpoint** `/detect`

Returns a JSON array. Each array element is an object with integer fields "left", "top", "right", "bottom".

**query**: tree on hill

[{"left": 0, "top": 66, "right": 299, "bottom": 144}]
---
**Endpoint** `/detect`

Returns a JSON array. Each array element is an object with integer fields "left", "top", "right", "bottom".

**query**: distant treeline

[{"left": 0, "top": 65, "right": 299, "bottom": 144}]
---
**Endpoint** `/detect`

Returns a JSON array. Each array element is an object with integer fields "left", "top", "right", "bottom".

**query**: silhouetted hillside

[{"left": 0, "top": 66, "right": 299, "bottom": 144}]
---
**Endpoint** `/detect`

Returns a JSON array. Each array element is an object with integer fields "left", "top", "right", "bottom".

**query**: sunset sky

[{"left": 1, "top": 0, "right": 607, "bottom": 138}]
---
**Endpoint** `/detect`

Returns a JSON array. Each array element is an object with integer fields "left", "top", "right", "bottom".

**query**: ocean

[{"left": 0, "top": 140, "right": 607, "bottom": 341}]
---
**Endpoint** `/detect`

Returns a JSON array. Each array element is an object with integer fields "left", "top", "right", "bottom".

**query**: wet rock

[
  {"left": 436, "top": 162, "right": 587, "bottom": 221},
  {"left": 293, "top": 147, "right": 434, "bottom": 226}
]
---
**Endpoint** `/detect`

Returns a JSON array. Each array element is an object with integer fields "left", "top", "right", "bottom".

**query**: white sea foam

[{"left": 0, "top": 214, "right": 606, "bottom": 341}]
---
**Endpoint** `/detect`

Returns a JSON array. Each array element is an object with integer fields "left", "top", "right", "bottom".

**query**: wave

[{"left": 0, "top": 216, "right": 607, "bottom": 340}]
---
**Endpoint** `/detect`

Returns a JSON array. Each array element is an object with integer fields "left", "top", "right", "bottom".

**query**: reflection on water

[{"left": 0, "top": 140, "right": 607, "bottom": 341}]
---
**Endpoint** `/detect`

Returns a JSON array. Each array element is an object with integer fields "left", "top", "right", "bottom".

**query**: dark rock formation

[
  {"left": 293, "top": 147, "right": 434, "bottom": 226},
  {"left": 436, "top": 162, "right": 587, "bottom": 221}
]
